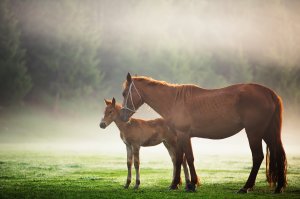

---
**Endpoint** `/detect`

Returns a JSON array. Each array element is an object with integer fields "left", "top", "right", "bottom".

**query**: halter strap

[{"left": 122, "top": 80, "right": 142, "bottom": 113}]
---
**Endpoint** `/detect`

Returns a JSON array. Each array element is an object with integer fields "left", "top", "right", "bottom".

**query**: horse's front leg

[
  {"left": 183, "top": 137, "right": 198, "bottom": 192},
  {"left": 133, "top": 146, "right": 141, "bottom": 189},
  {"left": 170, "top": 140, "right": 184, "bottom": 190},
  {"left": 124, "top": 145, "right": 133, "bottom": 189}
]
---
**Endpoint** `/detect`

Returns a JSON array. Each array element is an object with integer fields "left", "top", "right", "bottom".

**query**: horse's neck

[{"left": 141, "top": 82, "right": 177, "bottom": 119}]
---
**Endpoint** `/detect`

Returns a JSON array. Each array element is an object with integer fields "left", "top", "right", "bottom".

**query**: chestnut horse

[
  {"left": 99, "top": 97, "right": 197, "bottom": 189},
  {"left": 119, "top": 73, "right": 287, "bottom": 194}
]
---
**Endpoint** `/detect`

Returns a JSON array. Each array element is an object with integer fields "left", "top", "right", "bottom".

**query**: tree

[
  {"left": 13, "top": 0, "right": 103, "bottom": 107},
  {"left": 0, "top": 0, "right": 31, "bottom": 105}
]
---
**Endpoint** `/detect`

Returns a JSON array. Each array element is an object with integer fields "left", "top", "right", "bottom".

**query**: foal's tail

[{"left": 264, "top": 92, "right": 287, "bottom": 190}]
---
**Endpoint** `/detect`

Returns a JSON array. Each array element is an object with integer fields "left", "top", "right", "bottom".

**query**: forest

[{"left": 0, "top": 0, "right": 299, "bottom": 114}]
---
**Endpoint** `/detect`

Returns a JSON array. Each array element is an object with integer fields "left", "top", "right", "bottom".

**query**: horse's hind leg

[
  {"left": 124, "top": 145, "right": 133, "bottom": 189},
  {"left": 238, "top": 130, "right": 264, "bottom": 193}
]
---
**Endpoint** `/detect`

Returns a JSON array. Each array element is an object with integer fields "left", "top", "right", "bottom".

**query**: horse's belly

[
  {"left": 190, "top": 117, "right": 244, "bottom": 139},
  {"left": 191, "top": 125, "right": 243, "bottom": 139}
]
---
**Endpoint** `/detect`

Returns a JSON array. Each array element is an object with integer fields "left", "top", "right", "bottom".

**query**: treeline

[{"left": 0, "top": 0, "right": 299, "bottom": 110}]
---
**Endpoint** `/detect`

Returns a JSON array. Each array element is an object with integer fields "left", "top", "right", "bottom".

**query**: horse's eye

[
  {"left": 109, "top": 111, "right": 113, "bottom": 114},
  {"left": 122, "top": 92, "right": 125, "bottom": 97}
]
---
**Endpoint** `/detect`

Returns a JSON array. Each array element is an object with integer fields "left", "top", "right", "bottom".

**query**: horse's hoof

[
  {"left": 274, "top": 187, "right": 283, "bottom": 194},
  {"left": 134, "top": 185, "right": 139, "bottom": 190},
  {"left": 237, "top": 188, "right": 248, "bottom": 194},
  {"left": 169, "top": 184, "right": 179, "bottom": 190},
  {"left": 185, "top": 183, "right": 196, "bottom": 192},
  {"left": 185, "top": 179, "right": 191, "bottom": 185}
]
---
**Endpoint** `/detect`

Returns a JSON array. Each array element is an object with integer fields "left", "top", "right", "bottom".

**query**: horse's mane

[
  {"left": 136, "top": 76, "right": 178, "bottom": 87},
  {"left": 123, "top": 76, "right": 178, "bottom": 88}
]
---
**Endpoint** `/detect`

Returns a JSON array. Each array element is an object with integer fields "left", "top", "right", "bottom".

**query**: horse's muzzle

[
  {"left": 99, "top": 122, "right": 107, "bottom": 129},
  {"left": 120, "top": 108, "right": 130, "bottom": 122}
]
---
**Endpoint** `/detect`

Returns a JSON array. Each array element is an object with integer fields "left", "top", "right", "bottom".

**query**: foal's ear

[
  {"left": 104, "top": 99, "right": 110, "bottom": 105},
  {"left": 112, "top": 97, "right": 116, "bottom": 107},
  {"left": 127, "top": 72, "right": 132, "bottom": 83}
]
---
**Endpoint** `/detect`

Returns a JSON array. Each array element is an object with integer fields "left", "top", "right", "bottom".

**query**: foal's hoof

[
  {"left": 169, "top": 184, "right": 179, "bottom": 190},
  {"left": 185, "top": 183, "right": 196, "bottom": 192},
  {"left": 134, "top": 180, "right": 140, "bottom": 189},
  {"left": 237, "top": 187, "right": 252, "bottom": 194},
  {"left": 124, "top": 179, "right": 131, "bottom": 189}
]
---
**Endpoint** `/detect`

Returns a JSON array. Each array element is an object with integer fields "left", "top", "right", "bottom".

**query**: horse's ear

[
  {"left": 127, "top": 72, "right": 132, "bottom": 83},
  {"left": 112, "top": 97, "right": 116, "bottom": 107},
  {"left": 104, "top": 99, "right": 110, "bottom": 105}
]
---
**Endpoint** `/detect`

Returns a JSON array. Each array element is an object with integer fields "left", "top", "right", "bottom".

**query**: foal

[{"left": 99, "top": 98, "right": 192, "bottom": 189}]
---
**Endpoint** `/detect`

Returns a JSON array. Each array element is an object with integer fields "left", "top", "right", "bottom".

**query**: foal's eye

[
  {"left": 122, "top": 92, "right": 125, "bottom": 97},
  {"left": 109, "top": 111, "right": 113, "bottom": 114}
]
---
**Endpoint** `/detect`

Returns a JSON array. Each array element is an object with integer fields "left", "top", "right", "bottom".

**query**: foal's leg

[
  {"left": 182, "top": 154, "right": 191, "bottom": 185},
  {"left": 124, "top": 145, "right": 133, "bottom": 189},
  {"left": 163, "top": 141, "right": 185, "bottom": 187},
  {"left": 238, "top": 131, "right": 264, "bottom": 193},
  {"left": 163, "top": 142, "right": 179, "bottom": 186},
  {"left": 133, "top": 146, "right": 141, "bottom": 189}
]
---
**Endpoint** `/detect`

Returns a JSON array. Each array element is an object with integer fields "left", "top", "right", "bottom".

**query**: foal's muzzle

[{"left": 99, "top": 121, "right": 107, "bottom": 129}]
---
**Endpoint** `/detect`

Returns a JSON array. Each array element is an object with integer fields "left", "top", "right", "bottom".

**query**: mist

[{"left": 1, "top": 0, "right": 300, "bottom": 159}]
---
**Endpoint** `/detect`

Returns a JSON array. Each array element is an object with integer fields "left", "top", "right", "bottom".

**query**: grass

[
  {"left": 0, "top": 150, "right": 299, "bottom": 199},
  {"left": 0, "top": 107, "right": 299, "bottom": 198}
]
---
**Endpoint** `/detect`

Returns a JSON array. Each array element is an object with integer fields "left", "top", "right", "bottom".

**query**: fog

[
  {"left": 15, "top": 0, "right": 300, "bottom": 66},
  {"left": 102, "top": 0, "right": 300, "bottom": 65},
  {"left": 1, "top": 102, "right": 299, "bottom": 161},
  {"left": 1, "top": 0, "right": 300, "bottom": 159}
]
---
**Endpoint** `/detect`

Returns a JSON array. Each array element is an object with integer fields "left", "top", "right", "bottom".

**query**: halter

[{"left": 122, "top": 80, "right": 142, "bottom": 113}]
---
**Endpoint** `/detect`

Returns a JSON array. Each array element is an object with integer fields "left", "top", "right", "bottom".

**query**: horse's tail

[{"left": 264, "top": 92, "right": 287, "bottom": 190}]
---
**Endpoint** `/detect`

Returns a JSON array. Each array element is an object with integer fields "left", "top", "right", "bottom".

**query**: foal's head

[
  {"left": 99, "top": 97, "right": 119, "bottom": 129},
  {"left": 120, "top": 73, "right": 144, "bottom": 122}
]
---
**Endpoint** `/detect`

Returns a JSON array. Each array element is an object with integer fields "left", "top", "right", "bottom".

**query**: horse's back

[
  {"left": 234, "top": 83, "right": 278, "bottom": 129},
  {"left": 180, "top": 83, "right": 279, "bottom": 139}
]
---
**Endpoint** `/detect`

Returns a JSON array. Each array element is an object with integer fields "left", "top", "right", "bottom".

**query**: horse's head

[
  {"left": 120, "top": 73, "right": 144, "bottom": 122},
  {"left": 100, "top": 97, "right": 118, "bottom": 129}
]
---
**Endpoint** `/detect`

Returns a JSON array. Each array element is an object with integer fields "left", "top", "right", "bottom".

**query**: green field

[{"left": 0, "top": 150, "right": 299, "bottom": 199}]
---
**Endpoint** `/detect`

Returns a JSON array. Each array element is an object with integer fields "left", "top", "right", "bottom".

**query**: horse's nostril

[{"left": 100, "top": 122, "right": 106, "bottom": 129}]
